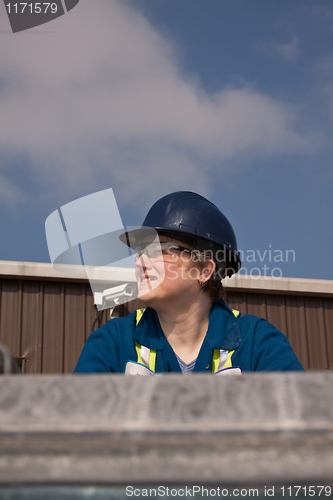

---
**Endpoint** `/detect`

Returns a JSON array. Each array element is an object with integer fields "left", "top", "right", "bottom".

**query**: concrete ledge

[{"left": 0, "top": 373, "right": 333, "bottom": 485}]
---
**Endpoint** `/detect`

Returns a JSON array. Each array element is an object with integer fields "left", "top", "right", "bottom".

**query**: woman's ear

[{"left": 200, "top": 259, "right": 215, "bottom": 282}]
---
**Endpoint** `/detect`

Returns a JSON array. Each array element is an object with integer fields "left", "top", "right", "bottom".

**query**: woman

[{"left": 74, "top": 191, "right": 304, "bottom": 374}]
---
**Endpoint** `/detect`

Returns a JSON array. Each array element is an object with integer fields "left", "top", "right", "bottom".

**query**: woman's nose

[{"left": 135, "top": 252, "right": 152, "bottom": 268}]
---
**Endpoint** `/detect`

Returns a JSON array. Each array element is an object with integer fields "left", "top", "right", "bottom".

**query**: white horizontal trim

[
  {"left": 0, "top": 260, "right": 136, "bottom": 284},
  {"left": 1, "top": 260, "right": 333, "bottom": 296},
  {"left": 225, "top": 273, "right": 333, "bottom": 296}
]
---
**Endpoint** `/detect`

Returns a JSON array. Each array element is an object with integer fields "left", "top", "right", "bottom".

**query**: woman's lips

[{"left": 141, "top": 275, "right": 157, "bottom": 283}]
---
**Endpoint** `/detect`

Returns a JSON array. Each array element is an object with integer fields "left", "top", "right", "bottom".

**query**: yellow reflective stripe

[
  {"left": 136, "top": 308, "right": 144, "bottom": 324},
  {"left": 212, "top": 349, "right": 220, "bottom": 373},
  {"left": 224, "top": 349, "right": 235, "bottom": 369},
  {"left": 135, "top": 313, "right": 144, "bottom": 363},
  {"left": 135, "top": 309, "right": 156, "bottom": 371},
  {"left": 135, "top": 312, "right": 145, "bottom": 367},
  {"left": 212, "top": 309, "right": 239, "bottom": 372},
  {"left": 223, "top": 310, "right": 239, "bottom": 368},
  {"left": 135, "top": 342, "right": 143, "bottom": 364},
  {"left": 212, "top": 349, "right": 234, "bottom": 372},
  {"left": 149, "top": 350, "right": 156, "bottom": 371},
  {"left": 135, "top": 343, "right": 156, "bottom": 372}
]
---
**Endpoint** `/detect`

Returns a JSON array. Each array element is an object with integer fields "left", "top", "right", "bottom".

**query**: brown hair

[
  {"left": 189, "top": 253, "right": 226, "bottom": 303},
  {"left": 200, "top": 275, "right": 225, "bottom": 302}
]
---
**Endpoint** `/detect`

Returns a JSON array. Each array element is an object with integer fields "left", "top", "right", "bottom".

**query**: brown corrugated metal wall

[
  {"left": 0, "top": 279, "right": 108, "bottom": 374},
  {"left": 226, "top": 291, "right": 333, "bottom": 370},
  {"left": 1, "top": 276, "right": 333, "bottom": 373}
]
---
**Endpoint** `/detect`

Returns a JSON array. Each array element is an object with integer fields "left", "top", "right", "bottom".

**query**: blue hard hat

[{"left": 120, "top": 191, "right": 241, "bottom": 277}]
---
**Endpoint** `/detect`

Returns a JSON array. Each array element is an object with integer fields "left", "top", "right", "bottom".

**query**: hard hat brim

[{"left": 119, "top": 227, "right": 159, "bottom": 250}]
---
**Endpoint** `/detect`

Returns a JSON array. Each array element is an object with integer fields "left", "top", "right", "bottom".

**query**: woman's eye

[{"left": 163, "top": 247, "right": 176, "bottom": 255}]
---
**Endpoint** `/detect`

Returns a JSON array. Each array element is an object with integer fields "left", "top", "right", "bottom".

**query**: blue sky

[{"left": 0, "top": 0, "right": 332, "bottom": 280}]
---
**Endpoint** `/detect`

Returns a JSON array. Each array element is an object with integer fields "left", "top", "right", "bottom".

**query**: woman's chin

[
  {"left": 137, "top": 291, "right": 156, "bottom": 306},
  {"left": 138, "top": 283, "right": 157, "bottom": 302}
]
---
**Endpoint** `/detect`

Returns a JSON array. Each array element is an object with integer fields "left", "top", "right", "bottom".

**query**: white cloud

[
  {"left": 0, "top": 0, "right": 317, "bottom": 209},
  {"left": 0, "top": 173, "right": 26, "bottom": 207},
  {"left": 276, "top": 36, "right": 300, "bottom": 62},
  {"left": 255, "top": 35, "right": 300, "bottom": 63}
]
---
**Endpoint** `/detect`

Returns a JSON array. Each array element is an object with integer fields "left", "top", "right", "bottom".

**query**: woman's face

[{"left": 135, "top": 236, "right": 211, "bottom": 308}]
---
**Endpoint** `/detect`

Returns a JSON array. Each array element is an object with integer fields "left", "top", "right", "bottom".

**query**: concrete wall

[{"left": 0, "top": 372, "right": 333, "bottom": 487}]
